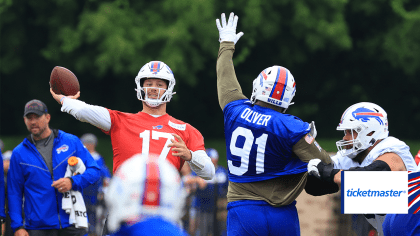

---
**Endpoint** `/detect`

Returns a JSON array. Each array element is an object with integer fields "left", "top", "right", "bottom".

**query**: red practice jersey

[{"left": 103, "top": 110, "right": 205, "bottom": 173}]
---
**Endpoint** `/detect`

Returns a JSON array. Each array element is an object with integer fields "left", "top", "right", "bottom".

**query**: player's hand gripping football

[
  {"left": 50, "top": 88, "right": 80, "bottom": 105},
  {"left": 216, "top": 12, "right": 244, "bottom": 44},
  {"left": 168, "top": 134, "right": 192, "bottom": 161}
]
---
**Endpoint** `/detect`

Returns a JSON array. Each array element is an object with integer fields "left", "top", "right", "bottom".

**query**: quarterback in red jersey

[{"left": 50, "top": 61, "right": 215, "bottom": 179}]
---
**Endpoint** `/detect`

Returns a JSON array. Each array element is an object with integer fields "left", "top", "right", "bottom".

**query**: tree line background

[{"left": 1, "top": 0, "right": 420, "bottom": 158}]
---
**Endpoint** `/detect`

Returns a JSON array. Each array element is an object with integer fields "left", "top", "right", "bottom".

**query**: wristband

[
  {"left": 60, "top": 96, "right": 66, "bottom": 105},
  {"left": 67, "top": 177, "right": 74, "bottom": 185}
]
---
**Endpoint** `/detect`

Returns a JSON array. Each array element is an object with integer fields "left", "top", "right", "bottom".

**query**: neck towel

[{"left": 62, "top": 157, "right": 88, "bottom": 228}]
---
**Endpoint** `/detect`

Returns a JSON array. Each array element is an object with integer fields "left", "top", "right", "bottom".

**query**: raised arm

[
  {"left": 50, "top": 88, "right": 111, "bottom": 131},
  {"left": 216, "top": 13, "right": 247, "bottom": 110}
]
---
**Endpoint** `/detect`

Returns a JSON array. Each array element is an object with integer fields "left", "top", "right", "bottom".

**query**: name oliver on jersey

[{"left": 240, "top": 108, "right": 271, "bottom": 126}]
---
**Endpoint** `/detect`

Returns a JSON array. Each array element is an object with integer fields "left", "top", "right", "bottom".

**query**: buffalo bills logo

[
  {"left": 56, "top": 144, "right": 69, "bottom": 154},
  {"left": 150, "top": 61, "right": 161, "bottom": 74},
  {"left": 153, "top": 125, "right": 163, "bottom": 129},
  {"left": 352, "top": 107, "right": 384, "bottom": 125}
]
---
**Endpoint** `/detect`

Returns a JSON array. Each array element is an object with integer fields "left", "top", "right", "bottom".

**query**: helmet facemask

[
  {"left": 136, "top": 79, "right": 174, "bottom": 108},
  {"left": 336, "top": 125, "right": 372, "bottom": 159},
  {"left": 134, "top": 61, "right": 176, "bottom": 107}
]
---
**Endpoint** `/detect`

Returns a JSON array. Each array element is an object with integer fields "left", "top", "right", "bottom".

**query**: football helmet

[
  {"left": 105, "top": 153, "right": 186, "bottom": 232},
  {"left": 135, "top": 61, "right": 176, "bottom": 107},
  {"left": 336, "top": 102, "right": 389, "bottom": 158},
  {"left": 250, "top": 66, "right": 296, "bottom": 112}
]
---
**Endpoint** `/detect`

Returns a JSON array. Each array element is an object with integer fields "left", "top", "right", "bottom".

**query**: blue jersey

[{"left": 223, "top": 99, "right": 310, "bottom": 183}]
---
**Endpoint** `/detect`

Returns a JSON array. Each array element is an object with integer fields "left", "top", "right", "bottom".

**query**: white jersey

[
  {"left": 331, "top": 136, "right": 417, "bottom": 236},
  {"left": 332, "top": 136, "right": 417, "bottom": 171}
]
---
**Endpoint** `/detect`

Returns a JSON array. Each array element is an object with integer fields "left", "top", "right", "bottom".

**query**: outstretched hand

[
  {"left": 216, "top": 12, "right": 244, "bottom": 44},
  {"left": 50, "top": 88, "right": 80, "bottom": 105}
]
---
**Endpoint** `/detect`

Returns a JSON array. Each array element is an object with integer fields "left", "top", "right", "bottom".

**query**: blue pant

[
  {"left": 227, "top": 200, "right": 300, "bottom": 236},
  {"left": 383, "top": 214, "right": 420, "bottom": 236}
]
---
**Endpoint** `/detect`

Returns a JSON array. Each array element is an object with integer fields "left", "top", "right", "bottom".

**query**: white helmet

[
  {"left": 105, "top": 153, "right": 187, "bottom": 232},
  {"left": 135, "top": 61, "right": 176, "bottom": 107},
  {"left": 250, "top": 66, "right": 296, "bottom": 111},
  {"left": 336, "top": 102, "right": 389, "bottom": 158}
]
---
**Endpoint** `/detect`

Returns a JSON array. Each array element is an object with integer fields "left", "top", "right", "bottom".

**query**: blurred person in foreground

[
  {"left": 80, "top": 133, "right": 112, "bottom": 236},
  {"left": 8, "top": 99, "right": 100, "bottom": 236},
  {"left": 105, "top": 153, "right": 188, "bottom": 236},
  {"left": 189, "top": 148, "right": 228, "bottom": 236},
  {"left": 308, "top": 102, "right": 419, "bottom": 236},
  {"left": 215, "top": 12, "right": 336, "bottom": 236}
]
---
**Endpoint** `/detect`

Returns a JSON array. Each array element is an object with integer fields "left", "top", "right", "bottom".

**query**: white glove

[
  {"left": 308, "top": 159, "right": 322, "bottom": 178},
  {"left": 216, "top": 12, "right": 244, "bottom": 44}
]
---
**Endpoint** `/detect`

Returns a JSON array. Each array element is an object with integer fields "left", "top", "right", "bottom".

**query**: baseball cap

[
  {"left": 81, "top": 133, "right": 98, "bottom": 145},
  {"left": 23, "top": 99, "right": 48, "bottom": 117}
]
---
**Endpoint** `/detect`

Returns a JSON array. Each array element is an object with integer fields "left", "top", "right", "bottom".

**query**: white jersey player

[{"left": 308, "top": 102, "right": 417, "bottom": 235}]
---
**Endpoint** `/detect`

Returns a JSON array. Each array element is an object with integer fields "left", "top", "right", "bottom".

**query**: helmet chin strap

[{"left": 145, "top": 100, "right": 161, "bottom": 108}]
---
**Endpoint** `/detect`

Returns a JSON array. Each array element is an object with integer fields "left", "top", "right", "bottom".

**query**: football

[{"left": 50, "top": 66, "right": 80, "bottom": 96}]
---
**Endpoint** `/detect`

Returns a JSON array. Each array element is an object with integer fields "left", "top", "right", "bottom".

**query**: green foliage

[
  {"left": 351, "top": 0, "right": 420, "bottom": 76},
  {"left": 37, "top": 0, "right": 352, "bottom": 85},
  {"left": 1, "top": 0, "right": 420, "bottom": 140},
  {"left": 42, "top": 0, "right": 219, "bottom": 86}
]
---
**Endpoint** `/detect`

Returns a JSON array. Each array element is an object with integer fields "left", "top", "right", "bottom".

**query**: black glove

[{"left": 317, "top": 161, "right": 340, "bottom": 184}]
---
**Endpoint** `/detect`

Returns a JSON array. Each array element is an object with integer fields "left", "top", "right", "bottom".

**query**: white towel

[{"left": 62, "top": 157, "right": 88, "bottom": 228}]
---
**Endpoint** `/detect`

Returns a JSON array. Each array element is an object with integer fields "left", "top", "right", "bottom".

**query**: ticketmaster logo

[
  {"left": 342, "top": 172, "right": 409, "bottom": 214},
  {"left": 346, "top": 188, "right": 406, "bottom": 197}
]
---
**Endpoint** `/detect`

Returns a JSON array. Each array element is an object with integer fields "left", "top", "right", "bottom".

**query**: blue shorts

[
  {"left": 227, "top": 200, "right": 300, "bottom": 236},
  {"left": 382, "top": 214, "right": 420, "bottom": 236}
]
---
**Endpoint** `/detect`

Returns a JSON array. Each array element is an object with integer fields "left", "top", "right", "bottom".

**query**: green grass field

[{"left": 1, "top": 136, "right": 419, "bottom": 171}]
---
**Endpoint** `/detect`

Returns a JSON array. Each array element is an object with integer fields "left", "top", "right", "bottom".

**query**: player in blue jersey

[{"left": 215, "top": 12, "right": 336, "bottom": 236}]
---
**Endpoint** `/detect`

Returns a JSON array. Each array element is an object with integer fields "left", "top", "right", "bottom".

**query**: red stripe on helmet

[
  {"left": 270, "top": 67, "right": 287, "bottom": 100},
  {"left": 142, "top": 158, "right": 160, "bottom": 206},
  {"left": 355, "top": 112, "right": 383, "bottom": 117},
  {"left": 261, "top": 71, "right": 267, "bottom": 80},
  {"left": 151, "top": 61, "right": 159, "bottom": 72}
]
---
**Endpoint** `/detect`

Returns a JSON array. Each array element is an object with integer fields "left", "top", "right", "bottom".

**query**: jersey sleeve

[
  {"left": 185, "top": 125, "right": 205, "bottom": 152},
  {"left": 286, "top": 116, "right": 311, "bottom": 146},
  {"left": 102, "top": 109, "right": 117, "bottom": 135}
]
